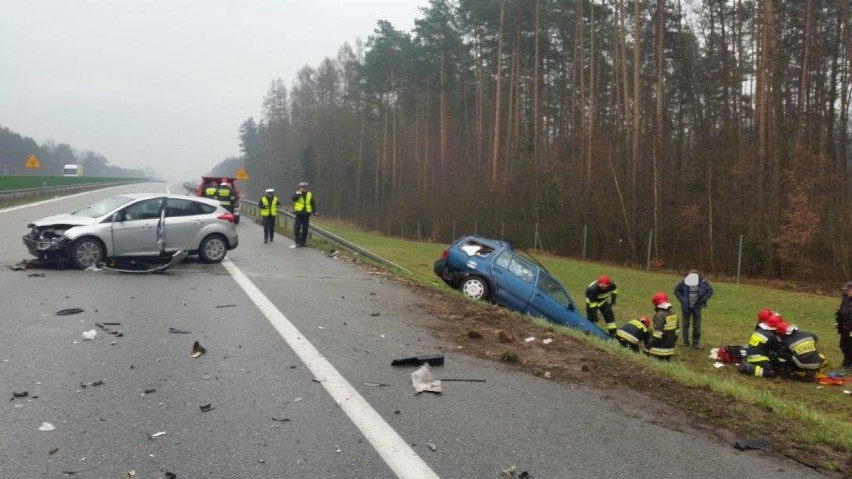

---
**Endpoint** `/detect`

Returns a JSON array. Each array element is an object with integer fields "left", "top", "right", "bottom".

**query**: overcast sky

[{"left": 0, "top": 0, "right": 428, "bottom": 181}]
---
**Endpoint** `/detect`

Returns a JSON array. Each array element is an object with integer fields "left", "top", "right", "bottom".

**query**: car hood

[{"left": 29, "top": 214, "right": 98, "bottom": 228}]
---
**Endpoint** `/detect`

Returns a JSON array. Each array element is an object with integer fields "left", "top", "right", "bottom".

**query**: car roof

[
  {"left": 456, "top": 234, "right": 513, "bottom": 250},
  {"left": 115, "top": 193, "right": 221, "bottom": 205}
]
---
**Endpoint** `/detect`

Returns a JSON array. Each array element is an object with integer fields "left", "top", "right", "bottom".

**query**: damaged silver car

[{"left": 22, "top": 193, "right": 239, "bottom": 269}]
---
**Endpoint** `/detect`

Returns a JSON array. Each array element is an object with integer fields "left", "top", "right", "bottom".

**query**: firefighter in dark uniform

[
  {"left": 204, "top": 181, "right": 218, "bottom": 198},
  {"left": 835, "top": 281, "right": 852, "bottom": 370},
  {"left": 774, "top": 321, "right": 825, "bottom": 381},
  {"left": 616, "top": 316, "right": 651, "bottom": 353},
  {"left": 738, "top": 309, "right": 783, "bottom": 378},
  {"left": 258, "top": 188, "right": 279, "bottom": 243},
  {"left": 646, "top": 292, "right": 679, "bottom": 361},
  {"left": 586, "top": 274, "right": 618, "bottom": 337},
  {"left": 216, "top": 180, "right": 236, "bottom": 214}
]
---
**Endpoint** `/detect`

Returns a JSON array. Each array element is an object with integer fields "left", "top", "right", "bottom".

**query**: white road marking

[{"left": 221, "top": 258, "right": 441, "bottom": 479}]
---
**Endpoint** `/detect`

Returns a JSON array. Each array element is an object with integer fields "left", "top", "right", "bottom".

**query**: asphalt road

[{"left": 0, "top": 183, "right": 828, "bottom": 478}]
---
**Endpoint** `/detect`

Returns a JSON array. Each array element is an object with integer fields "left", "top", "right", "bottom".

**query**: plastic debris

[
  {"left": 12, "top": 391, "right": 28, "bottom": 399},
  {"left": 215, "top": 304, "right": 236, "bottom": 308},
  {"left": 518, "top": 471, "right": 533, "bottom": 478},
  {"left": 734, "top": 437, "right": 770, "bottom": 451},
  {"left": 199, "top": 404, "right": 214, "bottom": 412},
  {"left": 147, "top": 431, "right": 166, "bottom": 439},
  {"left": 38, "top": 422, "right": 55, "bottom": 432},
  {"left": 143, "top": 389, "right": 156, "bottom": 394},
  {"left": 363, "top": 382, "right": 389, "bottom": 387},
  {"left": 82, "top": 330, "right": 97, "bottom": 340},
  {"left": 168, "top": 327, "right": 191, "bottom": 334},
  {"left": 500, "top": 466, "right": 516, "bottom": 477},
  {"left": 165, "top": 473, "right": 177, "bottom": 479},
  {"left": 81, "top": 380, "right": 105, "bottom": 388},
  {"left": 542, "top": 338, "right": 553, "bottom": 345},
  {"left": 190, "top": 341, "right": 207, "bottom": 358},
  {"left": 524, "top": 336, "right": 536, "bottom": 342},
  {"left": 391, "top": 354, "right": 445, "bottom": 367},
  {"left": 28, "top": 273, "right": 45, "bottom": 277},
  {"left": 428, "top": 442, "right": 437, "bottom": 451},
  {"left": 271, "top": 417, "right": 291, "bottom": 422},
  {"left": 57, "top": 308, "right": 84, "bottom": 316},
  {"left": 410, "top": 364, "right": 442, "bottom": 394}
]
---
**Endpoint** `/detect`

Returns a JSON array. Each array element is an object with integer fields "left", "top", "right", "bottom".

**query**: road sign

[
  {"left": 235, "top": 167, "right": 249, "bottom": 180},
  {"left": 25, "top": 155, "right": 41, "bottom": 169}
]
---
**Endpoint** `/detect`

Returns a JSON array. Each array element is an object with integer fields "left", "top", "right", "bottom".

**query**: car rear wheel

[
  {"left": 459, "top": 276, "right": 489, "bottom": 301},
  {"left": 69, "top": 237, "right": 105, "bottom": 269},
  {"left": 199, "top": 234, "right": 228, "bottom": 263}
]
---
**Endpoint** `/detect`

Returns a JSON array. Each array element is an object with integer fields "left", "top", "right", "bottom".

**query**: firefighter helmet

[
  {"left": 639, "top": 316, "right": 651, "bottom": 328},
  {"left": 756, "top": 308, "right": 775, "bottom": 323},
  {"left": 597, "top": 274, "right": 611, "bottom": 287},
  {"left": 651, "top": 291, "right": 669, "bottom": 307}
]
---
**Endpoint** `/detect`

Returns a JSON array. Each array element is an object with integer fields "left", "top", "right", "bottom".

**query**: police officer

[
  {"left": 586, "top": 274, "right": 618, "bottom": 337},
  {"left": 291, "top": 181, "right": 316, "bottom": 248},
  {"left": 216, "top": 180, "right": 236, "bottom": 214},
  {"left": 835, "top": 281, "right": 852, "bottom": 370},
  {"left": 646, "top": 292, "right": 679, "bottom": 361},
  {"left": 738, "top": 309, "right": 783, "bottom": 378},
  {"left": 616, "top": 316, "right": 651, "bottom": 353},
  {"left": 258, "top": 188, "right": 279, "bottom": 243}
]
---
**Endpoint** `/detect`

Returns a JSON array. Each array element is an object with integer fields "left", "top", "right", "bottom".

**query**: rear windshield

[{"left": 72, "top": 196, "right": 135, "bottom": 218}]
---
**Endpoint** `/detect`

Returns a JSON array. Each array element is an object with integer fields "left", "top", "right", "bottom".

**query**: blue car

[{"left": 434, "top": 235, "right": 609, "bottom": 340}]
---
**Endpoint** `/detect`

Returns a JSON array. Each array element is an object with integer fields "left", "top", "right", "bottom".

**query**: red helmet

[
  {"left": 651, "top": 292, "right": 669, "bottom": 307},
  {"left": 220, "top": 179, "right": 230, "bottom": 186},
  {"left": 639, "top": 316, "right": 651, "bottom": 328},
  {"left": 756, "top": 308, "right": 775, "bottom": 323},
  {"left": 597, "top": 274, "right": 611, "bottom": 287},
  {"left": 776, "top": 321, "right": 791, "bottom": 335}
]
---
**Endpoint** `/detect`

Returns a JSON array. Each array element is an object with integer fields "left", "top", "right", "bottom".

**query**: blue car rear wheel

[{"left": 460, "top": 276, "right": 489, "bottom": 301}]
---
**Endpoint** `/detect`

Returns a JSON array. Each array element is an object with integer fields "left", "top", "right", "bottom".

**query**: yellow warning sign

[
  {"left": 25, "top": 154, "right": 41, "bottom": 169},
  {"left": 235, "top": 167, "right": 249, "bottom": 180}
]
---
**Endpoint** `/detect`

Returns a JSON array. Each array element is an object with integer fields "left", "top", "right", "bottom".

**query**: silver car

[{"left": 22, "top": 193, "right": 239, "bottom": 269}]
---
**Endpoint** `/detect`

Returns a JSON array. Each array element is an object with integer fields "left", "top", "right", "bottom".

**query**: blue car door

[
  {"left": 490, "top": 250, "right": 536, "bottom": 312},
  {"left": 529, "top": 272, "right": 609, "bottom": 340}
]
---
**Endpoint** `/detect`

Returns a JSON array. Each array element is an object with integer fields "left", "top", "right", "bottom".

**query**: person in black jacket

[
  {"left": 646, "top": 292, "right": 679, "bottom": 361},
  {"left": 616, "top": 316, "right": 651, "bottom": 353},
  {"left": 834, "top": 281, "right": 852, "bottom": 370},
  {"left": 290, "top": 181, "right": 317, "bottom": 248},
  {"left": 674, "top": 270, "right": 714, "bottom": 349}
]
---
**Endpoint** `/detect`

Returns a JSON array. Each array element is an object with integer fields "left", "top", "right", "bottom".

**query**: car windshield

[
  {"left": 72, "top": 196, "right": 135, "bottom": 218},
  {"left": 538, "top": 273, "right": 576, "bottom": 310}
]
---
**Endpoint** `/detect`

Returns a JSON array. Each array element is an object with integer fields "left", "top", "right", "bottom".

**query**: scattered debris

[
  {"left": 363, "top": 382, "right": 390, "bottom": 387},
  {"left": 190, "top": 341, "right": 207, "bottom": 358},
  {"left": 11, "top": 261, "right": 28, "bottom": 271},
  {"left": 57, "top": 308, "right": 84, "bottom": 316},
  {"left": 168, "top": 327, "right": 191, "bottom": 334},
  {"left": 165, "top": 472, "right": 177, "bottom": 479},
  {"left": 38, "top": 422, "right": 55, "bottom": 432},
  {"left": 544, "top": 372, "right": 552, "bottom": 379},
  {"left": 437, "top": 378, "right": 486, "bottom": 383},
  {"left": 81, "top": 380, "right": 105, "bottom": 388},
  {"left": 518, "top": 471, "right": 533, "bottom": 478},
  {"left": 143, "top": 389, "right": 156, "bottom": 394},
  {"left": 147, "top": 431, "right": 166, "bottom": 439},
  {"left": 215, "top": 304, "right": 236, "bottom": 308},
  {"left": 391, "top": 354, "right": 445, "bottom": 367},
  {"left": 500, "top": 466, "right": 516, "bottom": 477},
  {"left": 82, "top": 330, "right": 97, "bottom": 340},
  {"left": 12, "top": 391, "right": 29, "bottom": 399},
  {"left": 199, "top": 403, "right": 214, "bottom": 412},
  {"left": 410, "top": 364, "right": 442, "bottom": 394},
  {"left": 28, "top": 273, "right": 45, "bottom": 277},
  {"left": 97, "top": 250, "right": 188, "bottom": 274},
  {"left": 103, "top": 322, "right": 121, "bottom": 326},
  {"left": 524, "top": 336, "right": 536, "bottom": 343},
  {"left": 734, "top": 437, "right": 770, "bottom": 451},
  {"left": 542, "top": 338, "right": 553, "bottom": 345},
  {"left": 327, "top": 249, "right": 341, "bottom": 258},
  {"left": 428, "top": 442, "right": 437, "bottom": 451},
  {"left": 271, "top": 417, "right": 291, "bottom": 423},
  {"left": 48, "top": 448, "right": 59, "bottom": 454},
  {"left": 127, "top": 471, "right": 136, "bottom": 478},
  {"left": 370, "top": 312, "right": 381, "bottom": 317}
]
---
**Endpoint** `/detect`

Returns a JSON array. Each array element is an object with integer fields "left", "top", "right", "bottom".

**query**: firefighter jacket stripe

[
  {"left": 647, "top": 311, "right": 678, "bottom": 356},
  {"left": 616, "top": 319, "right": 648, "bottom": 346},
  {"left": 585, "top": 282, "right": 618, "bottom": 308}
]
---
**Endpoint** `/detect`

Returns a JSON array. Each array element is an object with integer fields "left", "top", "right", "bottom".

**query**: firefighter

[
  {"left": 616, "top": 316, "right": 651, "bottom": 353},
  {"left": 258, "top": 188, "right": 279, "bottom": 243},
  {"left": 204, "top": 180, "right": 218, "bottom": 198},
  {"left": 216, "top": 180, "right": 236, "bottom": 214},
  {"left": 586, "top": 274, "right": 618, "bottom": 337},
  {"left": 738, "top": 309, "right": 783, "bottom": 378},
  {"left": 774, "top": 321, "right": 826, "bottom": 382},
  {"left": 646, "top": 292, "right": 679, "bottom": 361}
]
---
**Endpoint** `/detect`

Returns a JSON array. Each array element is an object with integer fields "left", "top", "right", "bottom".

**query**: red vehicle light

[
  {"left": 217, "top": 212, "right": 235, "bottom": 223},
  {"left": 440, "top": 249, "right": 449, "bottom": 260}
]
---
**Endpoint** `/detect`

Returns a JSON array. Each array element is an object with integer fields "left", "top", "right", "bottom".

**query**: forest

[{"left": 234, "top": 0, "right": 852, "bottom": 284}]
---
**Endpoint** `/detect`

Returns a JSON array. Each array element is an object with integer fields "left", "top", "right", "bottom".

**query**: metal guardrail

[
  {"left": 241, "top": 198, "right": 413, "bottom": 275},
  {"left": 0, "top": 182, "right": 132, "bottom": 201}
]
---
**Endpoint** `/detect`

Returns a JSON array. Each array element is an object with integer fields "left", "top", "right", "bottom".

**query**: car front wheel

[
  {"left": 459, "top": 276, "right": 489, "bottom": 301},
  {"left": 69, "top": 237, "right": 105, "bottom": 269},
  {"left": 199, "top": 234, "right": 228, "bottom": 263}
]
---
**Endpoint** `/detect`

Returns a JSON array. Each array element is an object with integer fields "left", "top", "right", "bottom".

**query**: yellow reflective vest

[
  {"left": 294, "top": 191, "right": 313, "bottom": 213},
  {"left": 260, "top": 195, "right": 278, "bottom": 217}
]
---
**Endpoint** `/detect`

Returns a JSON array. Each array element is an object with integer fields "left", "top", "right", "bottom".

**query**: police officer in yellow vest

[
  {"left": 259, "top": 188, "right": 279, "bottom": 243},
  {"left": 291, "top": 181, "right": 316, "bottom": 248}
]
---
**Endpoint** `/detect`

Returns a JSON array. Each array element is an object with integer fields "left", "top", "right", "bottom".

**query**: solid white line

[
  {"left": 221, "top": 258, "right": 441, "bottom": 479},
  {"left": 0, "top": 189, "right": 95, "bottom": 213}
]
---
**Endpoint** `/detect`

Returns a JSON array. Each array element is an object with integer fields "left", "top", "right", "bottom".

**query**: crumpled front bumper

[{"left": 22, "top": 232, "right": 67, "bottom": 258}]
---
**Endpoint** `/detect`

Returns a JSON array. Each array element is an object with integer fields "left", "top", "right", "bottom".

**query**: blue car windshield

[
  {"left": 538, "top": 273, "right": 576, "bottom": 309},
  {"left": 72, "top": 196, "right": 135, "bottom": 218}
]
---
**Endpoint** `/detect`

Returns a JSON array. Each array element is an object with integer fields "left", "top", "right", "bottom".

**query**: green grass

[
  {"left": 312, "top": 216, "right": 852, "bottom": 452},
  {"left": 0, "top": 175, "right": 147, "bottom": 190}
]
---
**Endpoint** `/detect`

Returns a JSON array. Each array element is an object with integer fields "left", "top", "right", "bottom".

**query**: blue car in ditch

[{"left": 434, "top": 235, "right": 609, "bottom": 340}]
